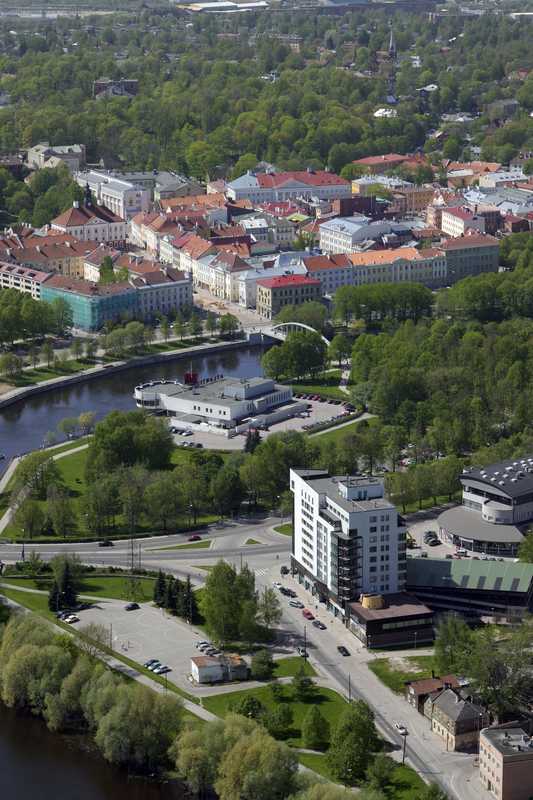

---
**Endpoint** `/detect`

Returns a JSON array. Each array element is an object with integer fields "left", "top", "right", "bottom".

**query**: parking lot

[
  {"left": 406, "top": 516, "right": 513, "bottom": 562},
  {"left": 171, "top": 398, "right": 349, "bottom": 451},
  {"left": 72, "top": 599, "right": 210, "bottom": 691}
]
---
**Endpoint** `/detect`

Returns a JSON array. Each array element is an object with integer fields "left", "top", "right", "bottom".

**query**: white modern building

[
  {"left": 318, "top": 216, "right": 398, "bottom": 253},
  {"left": 290, "top": 469, "right": 407, "bottom": 618},
  {"left": 76, "top": 170, "right": 151, "bottom": 220},
  {"left": 440, "top": 207, "right": 486, "bottom": 238},
  {"left": 134, "top": 376, "right": 306, "bottom": 435}
]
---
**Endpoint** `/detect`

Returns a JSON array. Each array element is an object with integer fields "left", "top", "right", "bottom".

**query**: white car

[
  {"left": 272, "top": 581, "right": 282, "bottom": 589},
  {"left": 395, "top": 723, "right": 408, "bottom": 736},
  {"left": 65, "top": 615, "right": 79, "bottom": 624},
  {"left": 195, "top": 640, "right": 209, "bottom": 649}
]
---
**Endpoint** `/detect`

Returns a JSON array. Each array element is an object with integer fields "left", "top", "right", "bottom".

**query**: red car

[
  {"left": 302, "top": 609, "right": 315, "bottom": 620},
  {"left": 188, "top": 534, "right": 202, "bottom": 542}
]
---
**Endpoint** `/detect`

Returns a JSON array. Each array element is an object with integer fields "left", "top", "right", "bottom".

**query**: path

[
  {"left": 338, "top": 366, "right": 351, "bottom": 395},
  {"left": 0, "top": 443, "right": 89, "bottom": 535}
]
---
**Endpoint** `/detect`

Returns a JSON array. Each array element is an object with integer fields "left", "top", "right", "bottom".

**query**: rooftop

[
  {"left": 439, "top": 234, "right": 499, "bottom": 250},
  {"left": 256, "top": 274, "right": 321, "bottom": 289},
  {"left": 482, "top": 727, "right": 533, "bottom": 757},
  {"left": 349, "top": 592, "right": 433, "bottom": 622},
  {"left": 462, "top": 455, "right": 533, "bottom": 499},
  {"left": 406, "top": 555, "right": 533, "bottom": 593},
  {"left": 43, "top": 274, "right": 134, "bottom": 297},
  {"left": 352, "top": 153, "right": 408, "bottom": 167},
  {"left": 406, "top": 675, "right": 461, "bottom": 696},
  {"left": 430, "top": 688, "right": 485, "bottom": 723}
]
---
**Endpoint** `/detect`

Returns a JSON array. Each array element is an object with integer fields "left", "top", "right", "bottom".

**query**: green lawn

[
  {"left": 202, "top": 683, "right": 347, "bottom": 748},
  {"left": 291, "top": 370, "right": 347, "bottom": 400},
  {"left": 6, "top": 358, "right": 92, "bottom": 387},
  {"left": 310, "top": 418, "right": 367, "bottom": 445},
  {"left": 273, "top": 656, "right": 316, "bottom": 678},
  {"left": 297, "top": 752, "right": 338, "bottom": 781},
  {"left": 387, "top": 765, "right": 426, "bottom": 800},
  {"left": 1, "top": 574, "right": 155, "bottom": 602},
  {"left": 368, "top": 655, "right": 436, "bottom": 694},
  {"left": 244, "top": 538, "right": 261, "bottom": 545},
  {"left": 153, "top": 539, "right": 212, "bottom": 551},
  {"left": 273, "top": 523, "right": 293, "bottom": 536}
]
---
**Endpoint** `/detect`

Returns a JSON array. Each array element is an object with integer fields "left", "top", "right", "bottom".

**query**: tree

[
  {"left": 145, "top": 472, "right": 181, "bottom": 531},
  {"left": 14, "top": 500, "right": 45, "bottom": 539},
  {"left": 329, "top": 333, "right": 352, "bottom": 367},
  {"left": 365, "top": 754, "right": 395, "bottom": 792},
  {"left": 219, "top": 314, "right": 240, "bottom": 338},
  {"left": 215, "top": 727, "right": 298, "bottom": 800},
  {"left": 85, "top": 338, "right": 97, "bottom": 360},
  {"left": 327, "top": 701, "right": 379, "bottom": 785},
  {"left": 257, "top": 586, "right": 282, "bottom": 630},
  {"left": 415, "top": 783, "right": 449, "bottom": 800},
  {"left": 47, "top": 485, "right": 76, "bottom": 538},
  {"left": 78, "top": 623, "right": 111, "bottom": 658},
  {"left": 118, "top": 465, "right": 147, "bottom": 533},
  {"left": 189, "top": 312, "right": 203, "bottom": 338},
  {"left": 302, "top": 705, "right": 330, "bottom": 750},
  {"left": 262, "top": 703, "right": 293, "bottom": 739},
  {"left": 231, "top": 694, "right": 265, "bottom": 720},
  {"left": 292, "top": 665, "right": 315, "bottom": 702},
  {"left": 78, "top": 411, "right": 96, "bottom": 435},
  {"left": 261, "top": 346, "right": 287, "bottom": 381},
  {"left": 250, "top": 649, "right": 274, "bottom": 680},
  {"left": 211, "top": 465, "right": 244, "bottom": 518},
  {"left": 153, "top": 570, "right": 167, "bottom": 606},
  {"left": 200, "top": 560, "right": 240, "bottom": 645},
  {"left": 51, "top": 298, "right": 73, "bottom": 334},
  {"left": 70, "top": 338, "right": 83, "bottom": 361},
  {"left": 58, "top": 416, "right": 78, "bottom": 438},
  {"left": 0, "top": 352, "right": 23, "bottom": 379},
  {"left": 15, "top": 451, "right": 62, "bottom": 500},
  {"left": 57, "top": 559, "right": 78, "bottom": 608},
  {"left": 160, "top": 317, "right": 170, "bottom": 342},
  {"left": 206, "top": 311, "right": 218, "bottom": 336},
  {"left": 48, "top": 579, "right": 61, "bottom": 612},
  {"left": 433, "top": 614, "right": 474, "bottom": 675}
]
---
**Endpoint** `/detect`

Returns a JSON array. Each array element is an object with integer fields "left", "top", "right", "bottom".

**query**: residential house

[
  {"left": 480, "top": 726, "right": 533, "bottom": 800},
  {"left": 255, "top": 274, "right": 321, "bottom": 319},
  {"left": 405, "top": 675, "right": 462, "bottom": 713},
  {"left": 425, "top": 688, "right": 489, "bottom": 752}
]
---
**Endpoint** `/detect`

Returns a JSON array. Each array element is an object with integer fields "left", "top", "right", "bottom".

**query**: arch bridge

[{"left": 266, "top": 321, "right": 330, "bottom": 346}]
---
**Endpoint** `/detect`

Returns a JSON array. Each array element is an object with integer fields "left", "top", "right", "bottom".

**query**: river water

[
  {"left": 0, "top": 704, "right": 185, "bottom": 799},
  {"left": 0, "top": 344, "right": 265, "bottom": 470}
]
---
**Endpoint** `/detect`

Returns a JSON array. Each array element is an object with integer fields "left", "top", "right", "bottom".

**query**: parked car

[
  {"left": 147, "top": 661, "right": 162, "bottom": 671},
  {"left": 195, "top": 640, "right": 209, "bottom": 650},
  {"left": 337, "top": 646, "right": 350, "bottom": 657},
  {"left": 65, "top": 615, "right": 79, "bottom": 624},
  {"left": 272, "top": 581, "right": 282, "bottom": 589},
  {"left": 420, "top": 551, "right": 428, "bottom": 558},
  {"left": 285, "top": 589, "right": 297, "bottom": 598},
  {"left": 302, "top": 609, "right": 314, "bottom": 620},
  {"left": 428, "top": 538, "right": 441, "bottom": 546},
  {"left": 312, "top": 620, "right": 326, "bottom": 630},
  {"left": 289, "top": 600, "right": 304, "bottom": 608},
  {"left": 456, "top": 548, "right": 468, "bottom": 556},
  {"left": 154, "top": 665, "right": 172, "bottom": 675},
  {"left": 188, "top": 534, "right": 202, "bottom": 542},
  {"left": 181, "top": 430, "right": 193, "bottom": 436},
  {"left": 280, "top": 566, "right": 289, "bottom": 575},
  {"left": 125, "top": 602, "right": 140, "bottom": 611},
  {"left": 297, "top": 647, "right": 308, "bottom": 657}
]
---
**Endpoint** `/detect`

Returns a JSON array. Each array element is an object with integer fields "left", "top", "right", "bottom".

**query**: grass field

[
  {"left": 0, "top": 574, "right": 155, "bottom": 602},
  {"left": 368, "top": 655, "right": 436, "bottom": 694},
  {"left": 300, "top": 753, "right": 425, "bottom": 794},
  {"left": 297, "top": 752, "right": 337, "bottom": 781},
  {"left": 6, "top": 358, "right": 92, "bottom": 387},
  {"left": 291, "top": 370, "right": 347, "bottom": 400},
  {"left": 2, "top": 446, "right": 218, "bottom": 541},
  {"left": 273, "top": 523, "right": 293, "bottom": 536},
  {"left": 153, "top": 540, "right": 212, "bottom": 551},
  {"left": 273, "top": 656, "right": 316, "bottom": 678},
  {"left": 202, "top": 683, "right": 347, "bottom": 748},
  {"left": 244, "top": 538, "right": 261, "bottom": 545}
]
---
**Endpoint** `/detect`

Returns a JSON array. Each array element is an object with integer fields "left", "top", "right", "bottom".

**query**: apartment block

[
  {"left": 439, "top": 234, "right": 499, "bottom": 282},
  {"left": 441, "top": 207, "right": 486, "bottom": 238},
  {"left": 255, "top": 274, "right": 321, "bottom": 319},
  {"left": 480, "top": 726, "right": 533, "bottom": 800},
  {"left": 290, "top": 469, "right": 407, "bottom": 619}
]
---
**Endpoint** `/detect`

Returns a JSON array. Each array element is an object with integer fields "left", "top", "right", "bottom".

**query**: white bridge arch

[{"left": 268, "top": 322, "right": 330, "bottom": 345}]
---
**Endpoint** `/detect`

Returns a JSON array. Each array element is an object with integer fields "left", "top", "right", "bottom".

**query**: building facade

[
  {"left": 290, "top": 469, "right": 407, "bottom": 619},
  {"left": 441, "top": 207, "right": 486, "bottom": 238},
  {"left": 425, "top": 688, "right": 489, "bottom": 752},
  {"left": 226, "top": 170, "right": 351, "bottom": 204},
  {"left": 319, "top": 216, "right": 396, "bottom": 253},
  {"left": 439, "top": 235, "right": 500, "bottom": 282},
  {"left": 76, "top": 171, "right": 151, "bottom": 220},
  {"left": 255, "top": 274, "right": 321, "bottom": 319},
  {"left": 40, "top": 275, "right": 137, "bottom": 331},
  {"left": 0, "top": 261, "right": 51, "bottom": 298},
  {"left": 480, "top": 726, "right": 533, "bottom": 800},
  {"left": 51, "top": 201, "right": 127, "bottom": 245},
  {"left": 132, "top": 268, "right": 193, "bottom": 320}
]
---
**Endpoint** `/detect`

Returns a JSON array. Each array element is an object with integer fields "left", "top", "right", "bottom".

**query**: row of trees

[
  {"left": 0, "top": 613, "right": 182, "bottom": 772},
  {"left": 0, "top": 288, "right": 73, "bottom": 345},
  {"left": 153, "top": 570, "right": 199, "bottom": 624},
  {"left": 334, "top": 284, "right": 433, "bottom": 326}
]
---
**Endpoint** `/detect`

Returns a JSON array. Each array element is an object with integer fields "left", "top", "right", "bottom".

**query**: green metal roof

[{"left": 406, "top": 558, "right": 533, "bottom": 594}]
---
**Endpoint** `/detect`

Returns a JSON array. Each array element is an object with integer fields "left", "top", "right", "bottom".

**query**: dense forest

[{"left": 2, "top": 9, "right": 533, "bottom": 175}]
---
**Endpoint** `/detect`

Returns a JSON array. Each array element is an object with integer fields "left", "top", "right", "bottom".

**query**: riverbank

[{"left": 0, "top": 334, "right": 253, "bottom": 411}]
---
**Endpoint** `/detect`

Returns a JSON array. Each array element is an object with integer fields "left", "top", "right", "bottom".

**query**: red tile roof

[
  {"left": 52, "top": 203, "right": 123, "bottom": 227},
  {"left": 303, "top": 253, "right": 351, "bottom": 271},
  {"left": 257, "top": 275, "right": 321, "bottom": 289},
  {"left": 256, "top": 170, "right": 349, "bottom": 188},
  {"left": 44, "top": 274, "right": 134, "bottom": 296},
  {"left": 439, "top": 233, "right": 499, "bottom": 250},
  {"left": 352, "top": 153, "right": 408, "bottom": 168}
]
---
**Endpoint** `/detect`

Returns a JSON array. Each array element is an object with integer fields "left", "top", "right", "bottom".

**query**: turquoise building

[{"left": 41, "top": 275, "right": 138, "bottom": 331}]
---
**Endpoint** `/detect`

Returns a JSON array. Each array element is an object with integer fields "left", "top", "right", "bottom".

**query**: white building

[
  {"left": 290, "top": 469, "right": 406, "bottom": 617},
  {"left": 131, "top": 267, "right": 193, "bottom": 320},
  {"left": 135, "top": 376, "right": 305, "bottom": 435},
  {"left": 0, "top": 261, "right": 52, "bottom": 299},
  {"left": 440, "top": 207, "right": 486, "bottom": 238},
  {"left": 76, "top": 171, "right": 151, "bottom": 220},
  {"left": 318, "top": 216, "right": 398, "bottom": 253},
  {"left": 51, "top": 201, "right": 128, "bottom": 245},
  {"left": 226, "top": 169, "right": 351, "bottom": 204},
  {"left": 27, "top": 142, "right": 86, "bottom": 173}
]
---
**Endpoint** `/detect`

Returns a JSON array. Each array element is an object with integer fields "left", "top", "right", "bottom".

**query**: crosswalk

[{"left": 254, "top": 568, "right": 269, "bottom": 577}]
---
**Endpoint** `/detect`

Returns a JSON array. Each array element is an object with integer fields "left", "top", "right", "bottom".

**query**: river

[
  {"left": 0, "top": 344, "right": 265, "bottom": 470},
  {"left": 0, "top": 704, "right": 185, "bottom": 799}
]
